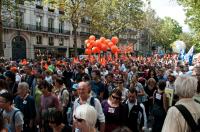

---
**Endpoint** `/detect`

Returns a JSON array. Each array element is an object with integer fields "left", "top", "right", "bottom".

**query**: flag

[
  {"left": 178, "top": 49, "right": 185, "bottom": 61},
  {"left": 184, "top": 45, "right": 194, "bottom": 65}
]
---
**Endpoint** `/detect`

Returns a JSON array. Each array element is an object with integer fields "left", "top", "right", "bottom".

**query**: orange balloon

[
  {"left": 101, "top": 44, "right": 108, "bottom": 51},
  {"left": 96, "top": 47, "right": 101, "bottom": 53},
  {"left": 86, "top": 43, "right": 93, "bottom": 49},
  {"left": 105, "top": 39, "right": 111, "bottom": 45},
  {"left": 100, "top": 37, "right": 106, "bottom": 43},
  {"left": 85, "top": 39, "right": 89, "bottom": 44},
  {"left": 111, "top": 37, "right": 119, "bottom": 45},
  {"left": 111, "top": 45, "right": 118, "bottom": 53},
  {"left": 95, "top": 40, "right": 101, "bottom": 49},
  {"left": 89, "top": 35, "right": 96, "bottom": 41},
  {"left": 92, "top": 47, "right": 101, "bottom": 54},
  {"left": 90, "top": 40, "right": 96, "bottom": 47},
  {"left": 85, "top": 49, "right": 92, "bottom": 55},
  {"left": 108, "top": 42, "right": 114, "bottom": 48}
]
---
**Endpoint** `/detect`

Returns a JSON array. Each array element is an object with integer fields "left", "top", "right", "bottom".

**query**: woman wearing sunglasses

[
  {"left": 101, "top": 88, "right": 124, "bottom": 132},
  {"left": 73, "top": 104, "right": 97, "bottom": 132}
]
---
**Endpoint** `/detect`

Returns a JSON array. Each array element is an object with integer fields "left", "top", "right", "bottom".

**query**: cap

[
  {"left": 74, "top": 104, "right": 97, "bottom": 127},
  {"left": 72, "top": 84, "right": 78, "bottom": 91}
]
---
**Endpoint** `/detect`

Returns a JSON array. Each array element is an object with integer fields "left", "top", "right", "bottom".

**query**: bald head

[{"left": 77, "top": 81, "right": 91, "bottom": 100}]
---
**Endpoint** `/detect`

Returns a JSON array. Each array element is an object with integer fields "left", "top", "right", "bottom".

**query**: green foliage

[
  {"left": 153, "top": 17, "right": 182, "bottom": 50},
  {"left": 176, "top": 0, "right": 200, "bottom": 53},
  {"left": 91, "top": 0, "right": 145, "bottom": 36}
]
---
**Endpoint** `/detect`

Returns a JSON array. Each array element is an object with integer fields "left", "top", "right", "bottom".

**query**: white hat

[{"left": 74, "top": 104, "right": 97, "bottom": 127}]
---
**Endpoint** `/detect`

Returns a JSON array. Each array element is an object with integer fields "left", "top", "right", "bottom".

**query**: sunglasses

[
  {"left": 74, "top": 115, "right": 84, "bottom": 122},
  {"left": 112, "top": 95, "right": 120, "bottom": 100},
  {"left": 0, "top": 89, "right": 8, "bottom": 95}
]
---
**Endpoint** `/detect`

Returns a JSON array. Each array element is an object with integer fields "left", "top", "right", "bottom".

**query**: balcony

[
  {"left": 80, "top": 31, "right": 90, "bottom": 36},
  {"left": 3, "top": 22, "right": 70, "bottom": 36},
  {"left": 48, "top": 8, "right": 55, "bottom": 12},
  {"left": 36, "top": 5, "right": 43, "bottom": 9}
]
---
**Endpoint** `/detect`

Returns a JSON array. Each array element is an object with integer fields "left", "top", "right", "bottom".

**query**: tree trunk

[
  {"left": 73, "top": 26, "right": 78, "bottom": 57},
  {"left": 0, "top": 0, "right": 4, "bottom": 57}
]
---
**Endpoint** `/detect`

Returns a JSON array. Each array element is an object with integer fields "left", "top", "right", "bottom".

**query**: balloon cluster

[
  {"left": 85, "top": 35, "right": 119, "bottom": 55},
  {"left": 171, "top": 40, "right": 186, "bottom": 53}
]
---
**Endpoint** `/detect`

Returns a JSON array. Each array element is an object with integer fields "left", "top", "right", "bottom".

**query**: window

[
  {"left": 16, "top": 12, "right": 24, "bottom": 28},
  {"left": 59, "top": 38, "right": 64, "bottom": 46},
  {"left": 49, "top": 37, "right": 54, "bottom": 46},
  {"left": 36, "top": 0, "right": 42, "bottom": 5},
  {"left": 48, "top": 18, "right": 54, "bottom": 32},
  {"left": 59, "top": 21, "right": 64, "bottom": 33},
  {"left": 36, "top": 16, "right": 42, "bottom": 31},
  {"left": 36, "top": 36, "right": 42, "bottom": 44}
]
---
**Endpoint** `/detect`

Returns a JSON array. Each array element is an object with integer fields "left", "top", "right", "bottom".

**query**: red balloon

[
  {"left": 95, "top": 40, "right": 102, "bottom": 49},
  {"left": 108, "top": 42, "right": 114, "bottom": 48},
  {"left": 100, "top": 37, "right": 106, "bottom": 43},
  {"left": 111, "top": 37, "right": 119, "bottom": 45},
  {"left": 89, "top": 35, "right": 96, "bottom": 41},
  {"left": 92, "top": 47, "right": 100, "bottom": 54},
  {"left": 111, "top": 45, "right": 118, "bottom": 53},
  {"left": 101, "top": 44, "right": 108, "bottom": 51},
  {"left": 105, "top": 39, "right": 111, "bottom": 45},
  {"left": 86, "top": 43, "right": 93, "bottom": 49},
  {"left": 85, "top": 49, "right": 92, "bottom": 55},
  {"left": 85, "top": 39, "right": 89, "bottom": 44},
  {"left": 90, "top": 40, "right": 96, "bottom": 47},
  {"left": 96, "top": 47, "right": 101, "bottom": 53}
]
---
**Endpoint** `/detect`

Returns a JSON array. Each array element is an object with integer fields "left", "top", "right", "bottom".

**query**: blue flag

[{"left": 184, "top": 45, "right": 194, "bottom": 65}]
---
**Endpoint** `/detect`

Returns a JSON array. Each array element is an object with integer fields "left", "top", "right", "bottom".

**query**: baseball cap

[{"left": 72, "top": 84, "right": 78, "bottom": 91}]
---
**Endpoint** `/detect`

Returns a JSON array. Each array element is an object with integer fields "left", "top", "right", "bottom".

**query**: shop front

[{"left": 34, "top": 45, "right": 67, "bottom": 59}]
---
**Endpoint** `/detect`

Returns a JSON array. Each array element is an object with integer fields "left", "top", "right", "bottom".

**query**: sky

[{"left": 149, "top": 0, "right": 190, "bottom": 32}]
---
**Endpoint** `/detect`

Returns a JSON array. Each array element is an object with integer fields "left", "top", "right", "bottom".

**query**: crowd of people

[{"left": 0, "top": 55, "right": 199, "bottom": 132}]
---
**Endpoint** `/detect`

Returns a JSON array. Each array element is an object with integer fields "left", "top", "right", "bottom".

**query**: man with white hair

[
  {"left": 162, "top": 76, "right": 200, "bottom": 132},
  {"left": 73, "top": 81, "right": 105, "bottom": 132},
  {"left": 14, "top": 82, "right": 36, "bottom": 131}
]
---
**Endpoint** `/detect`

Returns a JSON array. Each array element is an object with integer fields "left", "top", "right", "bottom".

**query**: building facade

[
  {"left": 2, "top": 0, "right": 151, "bottom": 60},
  {"left": 2, "top": 0, "right": 90, "bottom": 60}
]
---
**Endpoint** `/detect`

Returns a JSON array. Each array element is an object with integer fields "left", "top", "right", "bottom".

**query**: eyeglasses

[
  {"left": 112, "top": 95, "right": 120, "bottom": 100},
  {"left": 74, "top": 115, "right": 84, "bottom": 122}
]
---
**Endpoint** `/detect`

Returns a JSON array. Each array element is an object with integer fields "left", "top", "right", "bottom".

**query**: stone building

[{"left": 2, "top": 0, "right": 90, "bottom": 60}]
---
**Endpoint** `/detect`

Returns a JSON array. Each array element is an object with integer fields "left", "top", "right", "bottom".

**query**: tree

[
  {"left": 176, "top": 0, "right": 200, "bottom": 53},
  {"left": 176, "top": 0, "right": 200, "bottom": 32},
  {"left": 44, "top": 0, "right": 100, "bottom": 57},
  {"left": 152, "top": 17, "right": 182, "bottom": 52},
  {"left": 90, "top": 0, "right": 145, "bottom": 36}
]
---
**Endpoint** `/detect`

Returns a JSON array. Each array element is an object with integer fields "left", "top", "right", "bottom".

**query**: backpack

[
  {"left": 175, "top": 105, "right": 200, "bottom": 132},
  {"left": 0, "top": 109, "right": 20, "bottom": 132},
  {"left": 61, "top": 88, "right": 71, "bottom": 108}
]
